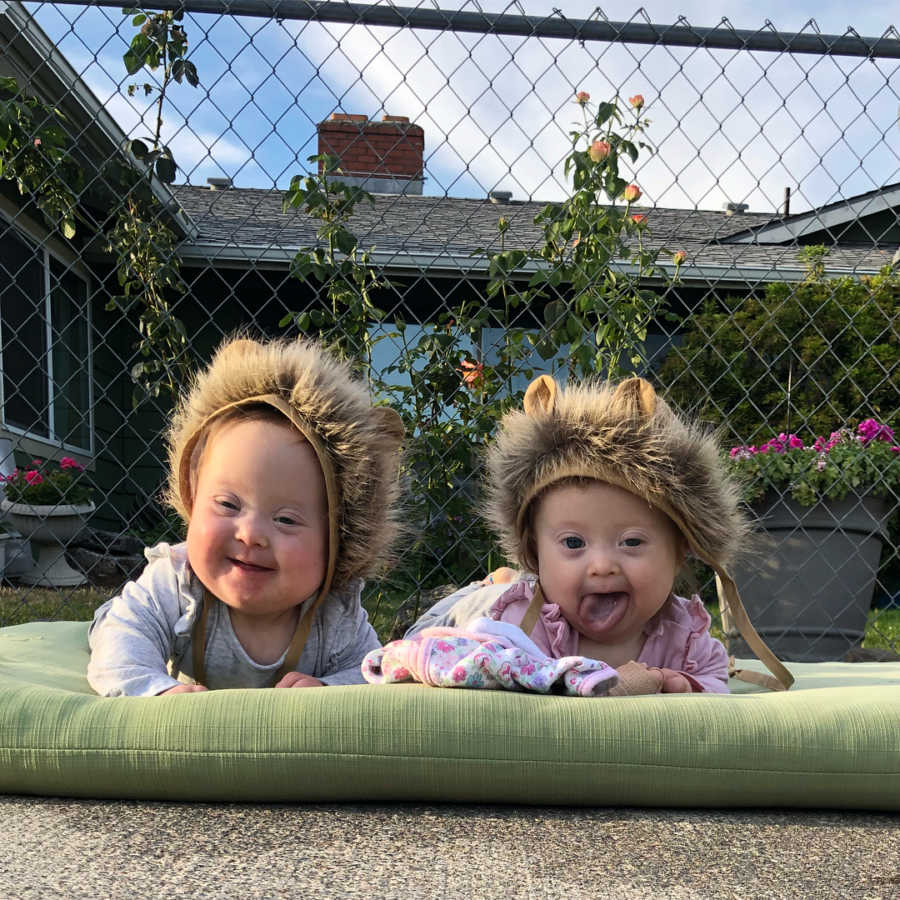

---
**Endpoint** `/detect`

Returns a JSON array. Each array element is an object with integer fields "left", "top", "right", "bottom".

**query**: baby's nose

[
  {"left": 235, "top": 513, "right": 269, "bottom": 547},
  {"left": 588, "top": 549, "right": 619, "bottom": 575}
]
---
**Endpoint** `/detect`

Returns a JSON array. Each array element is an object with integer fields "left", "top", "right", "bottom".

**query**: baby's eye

[
  {"left": 622, "top": 537, "right": 643, "bottom": 548},
  {"left": 563, "top": 536, "right": 585, "bottom": 550},
  {"left": 216, "top": 497, "right": 239, "bottom": 511},
  {"left": 275, "top": 514, "right": 300, "bottom": 526}
]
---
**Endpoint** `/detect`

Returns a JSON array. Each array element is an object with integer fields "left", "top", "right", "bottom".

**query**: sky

[{"left": 22, "top": 1, "right": 900, "bottom": 214}]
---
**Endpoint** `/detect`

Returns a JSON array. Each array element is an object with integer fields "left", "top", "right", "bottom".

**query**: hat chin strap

[
  {"left": 185, "top": 393, "right": 340, "bottom": 688},
  {"left": 715, "top": 570, "right": 794, "bottom": 691}
]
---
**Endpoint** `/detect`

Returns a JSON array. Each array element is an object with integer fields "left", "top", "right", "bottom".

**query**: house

[{"left": 1, "top": 1, "right": 896, "bottom": 546}]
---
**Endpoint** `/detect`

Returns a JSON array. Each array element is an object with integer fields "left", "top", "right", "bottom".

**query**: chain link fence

[{"left": 1, "top": 0, "right": 898, "bottom": 661}]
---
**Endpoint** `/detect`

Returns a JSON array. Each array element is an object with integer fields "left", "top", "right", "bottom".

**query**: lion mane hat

[
  {"left": 166, "top": 336, "right": 404, "bottom": 592},
  {"left": 484, "top": 374, "right": 793, "bottom": 691}
]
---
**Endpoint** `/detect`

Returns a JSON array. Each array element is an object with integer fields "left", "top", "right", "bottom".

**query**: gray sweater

[{"left": 87, "top": 542, "right": 380, "bottom": 696}]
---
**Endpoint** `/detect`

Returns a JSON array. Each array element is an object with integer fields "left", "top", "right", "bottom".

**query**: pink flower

[
  {"left": 576, "top": 91, "right": 590, "bottom": 105},
  {"left": 588, "top": 140, "right": 610, "bottom": 162},
  {"left": 672, "top": 250, "right": 686, "bottom": 265},
  {"left": 788, "top": 434, "right": 805, "bottom": 449},
  {"left": 59, "top": 456, "right": 83, "bottom": 470},
  {"left": 857, "top": 419, "right": 894, "bottom": 445},
  {"left": 33, "top": 138, "right": 41, "bottom": 148},
  {"left": 759, "top": 437, "right": 786, "bottom": 454},
  {"left": 623, "top": 183, "right": 641, "bottom": 202},
  {"left": 24, "top": 470, "right": 43, "bottom": 486},
  {"left": 629, "top": 94, "right": 644, "bottom": 110},
  {"left": 631, "top": 213, "right": 646, "bottom": 224}
]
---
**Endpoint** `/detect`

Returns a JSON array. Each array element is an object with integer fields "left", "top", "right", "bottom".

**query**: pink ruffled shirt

[{"left": 489, "top": 580, "right": 730, "bottom": 693}]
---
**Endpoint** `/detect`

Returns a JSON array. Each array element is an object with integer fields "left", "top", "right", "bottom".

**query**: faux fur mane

[
  {"left": 165, "top": 337, "right": 403, "bottom": 588},
  {"left": 485, "top": 377, "right": 750, "bottom": 573}
]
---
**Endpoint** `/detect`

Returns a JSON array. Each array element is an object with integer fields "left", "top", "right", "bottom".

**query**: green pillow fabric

[{"left": 1, "top": 621, "right": 898, "bottom": 808}]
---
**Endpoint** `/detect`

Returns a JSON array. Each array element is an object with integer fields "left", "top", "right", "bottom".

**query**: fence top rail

[{"left": 41, "top": 0, "right": 900, "bottom": 60}]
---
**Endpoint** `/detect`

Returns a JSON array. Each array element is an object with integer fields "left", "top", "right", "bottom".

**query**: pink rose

[
  {"left": 628, "top": 94, "right": 644, "bottom": 109},
  {"left": 576, "top": 91, "right": 590, "bottom": 105},
  {"left": 623, "top": 183, "right": 641, "bottom": 202},
  {"left": 588, "top": 140, "right": 610, "bottom": 162},
  {"left": 631, "top": 213, "right": 646, "bottom": 224},
  {"left": 672, "top": 250, "right": 686, "bottom": 265},
  {"left": 25, "top": 470, "right": 43, "bottom": 486}
]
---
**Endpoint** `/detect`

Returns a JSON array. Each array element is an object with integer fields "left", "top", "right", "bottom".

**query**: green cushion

[{"left": 1, "top": 621, "right": 898, "bottom": 808}]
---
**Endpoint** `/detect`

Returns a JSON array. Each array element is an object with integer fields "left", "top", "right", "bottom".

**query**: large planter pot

[
  {"left": 729, "top": 492, "right": 890, "bottom": 662},
  {"left": 0, "top": 499, "right": 94, "bottom": 587}
]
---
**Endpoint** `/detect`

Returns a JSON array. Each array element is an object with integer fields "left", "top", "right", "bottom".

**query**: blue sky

[{"left": 25, "top": 1, "right": 900, "bottom": 213}]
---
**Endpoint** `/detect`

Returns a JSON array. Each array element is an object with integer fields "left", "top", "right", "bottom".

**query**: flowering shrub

[
  {"left": 1, "top": 457, "right": 93, "bottom": 506},
  {"left": 727, "top": 420, "right": 899, "bottom": 507}
]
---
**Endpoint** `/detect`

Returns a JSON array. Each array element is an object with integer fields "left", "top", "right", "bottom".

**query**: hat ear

[
  {"left": 523, "top": 375, "right": 558, "bottom": 416},
  {"left": 372, "top": 406, "right": 405, "bottom": 450},
  {"left": 612, "top": 377, "right": 657, "bottom": 418}
]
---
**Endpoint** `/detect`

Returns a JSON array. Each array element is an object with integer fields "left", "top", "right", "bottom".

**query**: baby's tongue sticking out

[{"left": 581, "top": 592, "right": 625, "bottom": 624}]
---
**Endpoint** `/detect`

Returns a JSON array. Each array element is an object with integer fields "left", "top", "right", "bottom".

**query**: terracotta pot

[
  {"left": 0, "top": 500, "right": 94, "bottom": 587},
  {"left": 729, "top": 492, "right": 890, "bottom": 662}
]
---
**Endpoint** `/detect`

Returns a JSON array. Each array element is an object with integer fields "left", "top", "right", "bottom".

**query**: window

[{"left": 0, "top": 219, "right": 92, "bottom": 453}]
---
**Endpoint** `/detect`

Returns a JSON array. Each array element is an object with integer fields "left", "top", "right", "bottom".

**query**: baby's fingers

[
  {"left": 159, "top": 683, "right": 208, "bottom": 695},
  {"left": 481, "top": 566, "right": 518, "bottom": 585}
]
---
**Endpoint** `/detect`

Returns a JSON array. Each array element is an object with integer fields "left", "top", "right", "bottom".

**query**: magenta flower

[
  {"left": 24, "top": 470, "right": 43, "bottom": 486},
  {"left": 858, "top": 419, "right": 895, "bottom": 445},
  {"left": 59, "top": 456, "right": 83, "bottom": 470}
]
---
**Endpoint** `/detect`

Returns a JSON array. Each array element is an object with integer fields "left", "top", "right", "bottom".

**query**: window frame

[{"left": 0, "top": 210, "right": 94, "bottom": 457}]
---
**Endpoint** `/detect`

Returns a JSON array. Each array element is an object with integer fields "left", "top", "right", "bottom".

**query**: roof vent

[
  {"left": 489, "top": 190, "right": 512, "bottom": 204},
  {"left": 723, "top": 201, "right": 749, "bottom": 215},
  {"left": 207, "top": 177, "right": 232, "bottom": 190}
]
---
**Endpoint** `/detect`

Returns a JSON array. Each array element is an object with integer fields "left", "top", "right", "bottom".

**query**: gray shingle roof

[{"left": 172, "top": 185, "right": 897, "bottom": 280}]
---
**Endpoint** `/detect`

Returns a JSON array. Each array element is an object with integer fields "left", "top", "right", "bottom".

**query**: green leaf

[
  {"left": 128, "top": 138, "right": 149, "bottom": 159},
  {"left": 155, "top": 155, "right": 176, "bottom": 183},
  {"left": 184, "top": 61, "right": 199, "bottom": 88},
  {"left": 594, "top": 102, "right": 616, "bottom": 126},
  {"left": 334, "top": 227, "right": 358, "bottom": 255},
  {"left": 123, "top": 49, "right": 144, "bottom": 75}
]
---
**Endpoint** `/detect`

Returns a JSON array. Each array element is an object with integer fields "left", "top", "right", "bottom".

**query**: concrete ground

[{"left": 1, "top": 797, "right": 897, "bottom": 899}]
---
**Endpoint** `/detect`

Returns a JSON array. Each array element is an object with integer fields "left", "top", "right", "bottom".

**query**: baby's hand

[
  {"left": 159, "top": 683, "right": 209, "bottom": 695},
  {"left": 275, "top": 671, "right": 325, "bottom": 689},
  {"left": 652, "top": 667, "right": 693, "bottom": 693},
  {"left": 481, "top": 566, "right": 518, "bottom": 586}
]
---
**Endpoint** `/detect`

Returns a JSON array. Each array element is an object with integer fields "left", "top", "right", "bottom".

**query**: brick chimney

[{"left": 316, "top": 113, "right": 424, "bottom": 195}]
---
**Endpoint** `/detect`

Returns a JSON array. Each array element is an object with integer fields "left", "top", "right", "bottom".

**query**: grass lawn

[{"left": 2, "top": 583, "right": 898, "bottom": 657}]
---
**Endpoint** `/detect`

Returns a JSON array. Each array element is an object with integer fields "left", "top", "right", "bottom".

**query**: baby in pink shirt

[{"left": 408, "top": 374, "right": 792, "bottom": 694}]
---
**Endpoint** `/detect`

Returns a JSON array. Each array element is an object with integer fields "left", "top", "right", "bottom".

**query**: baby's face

[
  {"left": 533, "top": 480, "right": 682, "bottom": 658},
  {"left": 186, "top": 417, "right": 328, "bottom": 620}
]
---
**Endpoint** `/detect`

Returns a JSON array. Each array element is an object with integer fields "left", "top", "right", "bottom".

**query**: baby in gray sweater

[{"left": 88, "top": 337, "right": 403, "bottom": 696}]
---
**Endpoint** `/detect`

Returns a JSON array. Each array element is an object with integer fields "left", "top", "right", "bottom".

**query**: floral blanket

[{"left": 362, "top": 618, "right": 619, "bottom": 696}]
